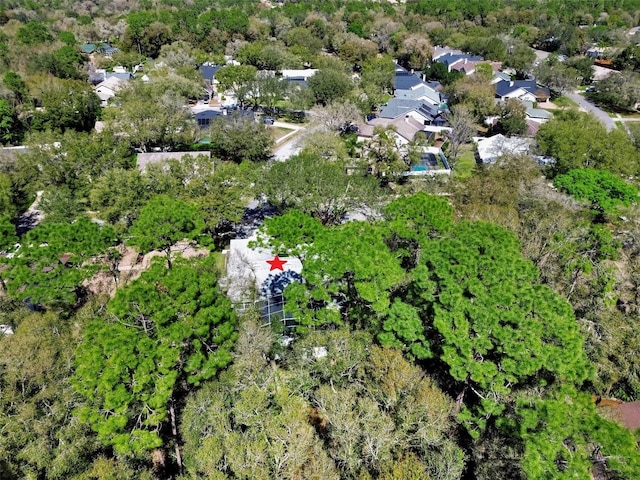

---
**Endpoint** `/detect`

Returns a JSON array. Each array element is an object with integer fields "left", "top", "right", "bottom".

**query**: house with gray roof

[
  {"left": 199, "top": 64, "right": 223, "bottom": 85},
  {"left": 495, "top": 79, "right": 551, "bottom": 102},
  {"left": 436, "top": 53, "right": 484, "bottom": 72},
  {"left": 95, "top": 76, "right": 128, "bottom": 106},
  {"left": 393, "top": 64, "right": 425, "bottom": 91}
]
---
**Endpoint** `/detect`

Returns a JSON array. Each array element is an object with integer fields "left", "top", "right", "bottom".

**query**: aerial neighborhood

[{"left": 3, "top": 1, "right": 640, "bottom": 479}]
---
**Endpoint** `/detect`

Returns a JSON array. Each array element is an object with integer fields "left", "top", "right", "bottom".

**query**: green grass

[
  {"left": 552, "top": 96, "right": 578, "bottom": 108},
  {"left": 452, "top": 144, "right": 477, "bottom": 179},
  {"left": 615, "top": 121, "right": 623, "bottom": 129},
  {"left": 211, "top": 251, "right": 226, "bottom": 274},
  {"left": 270, "top": 126, "right": 295, "bottom": 142}
]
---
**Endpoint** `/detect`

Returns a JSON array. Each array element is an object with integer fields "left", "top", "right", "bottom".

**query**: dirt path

[{"left": 83, "top": 241, "right": 210, "bottom": 297}]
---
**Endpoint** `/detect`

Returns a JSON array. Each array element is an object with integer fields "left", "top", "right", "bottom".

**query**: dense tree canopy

[
  {"left": 2, "top": 0, "right": 640, "bottom": 478},
  {"left": 73, "top": 257, "right": 237, "bottom": 456}
]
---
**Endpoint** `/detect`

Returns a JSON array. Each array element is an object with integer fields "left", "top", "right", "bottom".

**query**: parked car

[
  {"left": 262, "top": 116, "right": 275, "bottom": 125},
  {"left": 586, "top": 85, "right": 598, "bottom": 93}
]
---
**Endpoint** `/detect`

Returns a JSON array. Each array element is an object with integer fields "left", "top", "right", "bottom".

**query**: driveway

[
  {"left": 271, "top": 121, "right": 305, "bottom": 161},
  {"left": 566, "top": 92, "right": 616, "bottom": 132}
]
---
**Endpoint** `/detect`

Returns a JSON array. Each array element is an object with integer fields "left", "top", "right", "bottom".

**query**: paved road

[{"left": 567, "top": 92, "right": 616, "bottom": 132}]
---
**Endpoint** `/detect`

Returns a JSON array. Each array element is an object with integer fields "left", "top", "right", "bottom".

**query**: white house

[
  {"left": 94, "top": 76, "right": 126, "bottom": 106},
  {"left": 474, "top": 134, "right": 533, "bottom": 164}
]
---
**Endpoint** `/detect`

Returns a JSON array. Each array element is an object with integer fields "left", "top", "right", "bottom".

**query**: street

[{"left": 566, "top": 91, "right": 617, "bottom": 132}]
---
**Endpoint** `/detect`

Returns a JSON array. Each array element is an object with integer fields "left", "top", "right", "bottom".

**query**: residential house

[
  {"left": 383, "top": 65, "right": 448, "bottom": 128},
  {"left": 393, "top": 64, "right": 425, "bottom": 91},
  {"left": 193, "top": 108, "right": 224, "bottom": 129},
  {"left": 491, "top": 71, "right": 511, "bottom": 84},
  {"left": 223, "top": 235, "right": 303, "bottom": 333},
  {"left": 474, "top": 134, "right": 533, "bottom": 164},
  {"left": 436, "top": 53, "right": 484, "bottom": 73},
  {"left": 281, "top": 69, "right": 317, "bottom": 84},
  {"left": 523, "top": 101, "right": 553, "bottom": 123},
  {"left": 0, "top": 146, "right": 29, "bottom": 167},
  {"left": 199, "top": 63, "right": 223, "bottom": 95},
  {"left": 495, "top": 79, "right": 551, "bottom": 102},
  {"left": 94, "top": 75, "right": 129, "bottom": 106},
  {"left": 369, "top": 115, "right": 430, "bottom": 145}
]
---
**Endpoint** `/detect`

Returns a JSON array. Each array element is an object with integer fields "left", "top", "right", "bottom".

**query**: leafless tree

[{"left": 445, "top": 105, "right": 477, "bottom": 169}]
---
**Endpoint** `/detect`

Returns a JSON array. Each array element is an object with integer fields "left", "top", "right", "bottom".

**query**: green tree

[
  {"left": 504, "top": 44, "right": 536, "bottom": 77},
  {"left": 380, "top": 215, "right": 592, "bottom": 434},
  {"left": 185, "top": 161, "right": 255, "bottom": 246},
  {"left": 553, "top": 168, "right": 638, "bottom": 214},
  {"left": 308, "top": 68, "right": 354, "bottom": 105},
  {"left": 129, "top": 195, "right": 200, "bottom": 268},
  {"left": 105, "top": 81, "right": 195, "bottom": 152},
  {"left": 3, "top": 71, "right": 28, "bottom": 106},
  {"left": 590, "top": 71, "right": 640, "bottom": 112},
  {"left": 260, "top": 216, "right": 405, "bottom": 328},
  {"left": 257, "top": 151, "right": 380, "bottom": 225},
  {"left": 89, "top": 168, "right": 148, "bottom": 228},
  {"left": 39, "top": 186, "right": 85, "bottom": 225},
  {"left": 207, "top": 114, "right": 273, "bottom": 163},
  {"left": 0, "top": 308, "right": 103, "bottom": 479},
  {"left": 30, "top": 46, "right": 86, "bottom": 80},
  {"left": 16, "top": 130, "right": 133, "bottom": 198},
  {"left": 494, "top": 98, "right": 527, "bottom": 136},
  {"left": 73, "top": 257, "right": 237, "bottom": 462},
  {"left": 15, "top": 21, "right": 53, "bottom": 45},
  {"left": 511, "top": 387, "right": 640, "bottom": 479},
  {"left": 423, "top": 61, "right": 464, "bottom": 86},
  {"left": 4, "top": 218, "right": 117, "bottom": 308},
  {"left": 0, "top": 99, "right": 21, "bottom": 145},
  {"left": 364, "top": 125, "right": 410, "bottom": 182},
  {"left": 214, "top": 64, "right": 257, "bottom": 108},
  {"left": 33, "top": 78, "right": 101, "bottom": 133},
  {"left": 537, "top": 110, "right": 638, "bottom": 176}
]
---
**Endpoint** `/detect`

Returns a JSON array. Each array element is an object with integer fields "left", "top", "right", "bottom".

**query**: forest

[{"left": 2, "top": 0, "right": 640, "bottom": 479}]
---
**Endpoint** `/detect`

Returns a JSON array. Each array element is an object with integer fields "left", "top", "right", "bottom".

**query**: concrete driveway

[{"left": 566, "top": 92, "right": 617, "bottom": 132}]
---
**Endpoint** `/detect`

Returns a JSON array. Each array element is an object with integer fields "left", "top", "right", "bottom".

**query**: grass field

[
  {"left": 552, "top": 96, "right": 578, "bottom": 108},
  {"left": 453, "top": 144, "right": 477, "bottom": 179}
]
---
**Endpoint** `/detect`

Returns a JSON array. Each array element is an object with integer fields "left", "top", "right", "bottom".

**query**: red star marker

[{"left": 266, "top": 255, "right": 287, "bottom": 271}]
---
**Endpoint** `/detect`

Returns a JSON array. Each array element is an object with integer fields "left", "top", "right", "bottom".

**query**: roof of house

[
  {"left": 379, "top": 99, "right": 423, "bottom": 119},
  {"left": 394, "top": 83, "right": 441, "bottom": 104},
  {"left": 194, "top": 109, "right": 224, "bottom": 120},
  {"left": 283, "top": 78, "right": 309, "bottom": 89},
  {"left": 356, "top": 124, "right": 375, "bottom": 137},
  {"left": 199, "top": 64, "right": 223, "bottom": 81},
  {"left": 495, "top": 79, "right": 551, "bottom": 99},
  {"left": 379, "top": 97, "right": 446, "bottom": 124},
  {"left": 225, "top": 236, "right": 303, "bottom": 303},
  {"left": 96, "top": 76, "right": 127, "bottom": 92},
  {"left": 437, "top": 53, "right": 484, "bottom": 69},
  {"left": 0, "top": 146, "right": 29, "bottom": 166},
  {"left": 281, "top": 69, "right": 318, "bottom": 80},
  {"left": 106, "top": 72, "right": 133, "bottom": 81},
  {"left": 369, "top": 115, "right": 426, "bottom": 143},
  {"left": 394, "top": 65, "right": 424, "bottom": 90},
  {"left": 81, "top": 43, "right": 95, "bottom": 54},
  {"left": 432, "top": 46, "right": 464, "bottom": 60},
  {"left": 491, "top": 71, "right": 511, "bottom": 84},
  {"left": 136, "top": 151, "right": 212, "bottom": 172},
  {"left": 474, "top": 134, "right": 533, "bottom": 163}
]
